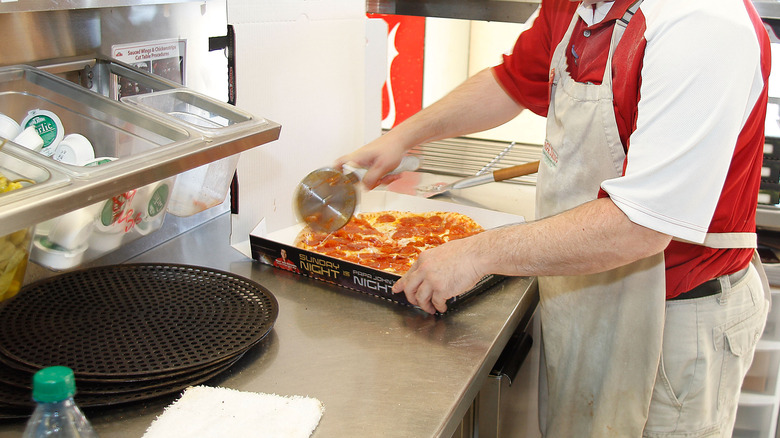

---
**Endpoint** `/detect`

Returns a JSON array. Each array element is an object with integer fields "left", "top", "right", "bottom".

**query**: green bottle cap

[{"left": 31, "top": 366, "right": 76, "bottom": 403}]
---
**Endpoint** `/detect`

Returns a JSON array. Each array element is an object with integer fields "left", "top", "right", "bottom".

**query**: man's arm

[
  {"left": 336, "top": 68, "right": 525, "bottom": 188},
  {"left": 393, "top": 197, "right": 672, "bottom": 314}
]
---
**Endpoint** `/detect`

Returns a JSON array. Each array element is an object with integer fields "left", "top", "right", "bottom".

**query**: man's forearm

[{"left": 475, "top": 197, "right": 672, "bottom": 277}]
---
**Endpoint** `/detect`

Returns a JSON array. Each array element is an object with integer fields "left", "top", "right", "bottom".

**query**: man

[
  {"left": 336, "top": 0, "right": 772, "bottom": 436},
  {"left": 273, "top": 249, "right": 300, "bottom": 273}
]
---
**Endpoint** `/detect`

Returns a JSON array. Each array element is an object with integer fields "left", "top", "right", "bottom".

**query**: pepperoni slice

[
  {"left": 423, "top": 235, "right": 444, "bottom": 246},
  {"left": 398, "top": 245, "right": 421, "bottom": 256},
  {"left": 392, "top": 228, "right": 414, "bottom": 240},
  {"left": 425, "top": 215, "right": 444, "bottom": 225},
  {"left": 346, "top": 241, "right": 372, "bottom": 250},
  {"left": 399, "top": 216, "right": 425, "bottom": 227},
  {"left": 376, "top": 213, "right": 397, "bottom": 223}
]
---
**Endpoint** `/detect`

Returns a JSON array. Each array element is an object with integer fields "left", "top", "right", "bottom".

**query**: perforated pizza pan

[
  {"left": 0, "top": 351, "right": 245, "bottom": 410},
  {"left": 0, "top": 263, "right": 278, "bottom": 378},
  {"left": 0, "top": 349, "right": 246, "bottom": 394},
  {"left": 0, "top": 345, "right": 245, "bottom": 385}
]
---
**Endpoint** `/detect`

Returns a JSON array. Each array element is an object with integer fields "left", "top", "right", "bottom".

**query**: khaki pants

[{"left": 643, "top": 265, "right": 770, "bottom": 437}]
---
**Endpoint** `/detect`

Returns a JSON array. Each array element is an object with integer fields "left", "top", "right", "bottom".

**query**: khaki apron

[{"left": 535, "top": 3, "right": 769, "bottom": 436}]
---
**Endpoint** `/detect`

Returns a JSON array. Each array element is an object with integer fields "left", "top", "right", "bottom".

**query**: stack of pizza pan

[{"left": 0, "top": 263, "right": 278, "bottom": 419}]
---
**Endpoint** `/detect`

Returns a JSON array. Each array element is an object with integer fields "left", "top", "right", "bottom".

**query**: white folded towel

[{"left": 143, "top": 385, "right": 324, "bottom": 438}]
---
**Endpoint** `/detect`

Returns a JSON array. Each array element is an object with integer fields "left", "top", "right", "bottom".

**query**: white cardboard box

[{"left": 249, "top": 190, "right": 524, "bottom": 313}]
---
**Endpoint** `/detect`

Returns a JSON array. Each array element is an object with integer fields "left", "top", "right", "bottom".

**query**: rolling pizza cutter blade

[
  {"left": 295, "top": 168, "right": 359, "bottom": 233},
  {"left": 294, "top": 156, "right": 420, "bottom": 233}
]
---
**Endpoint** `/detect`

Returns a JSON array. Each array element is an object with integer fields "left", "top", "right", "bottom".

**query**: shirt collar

[{"left": 576, "top": 1, "right": 616, "bottom": 26}]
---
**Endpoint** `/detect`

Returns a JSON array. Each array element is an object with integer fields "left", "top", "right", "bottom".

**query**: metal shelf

[
  {"left": 366, "top": 0, "right": 540, "bottom": 23},
  {"left": 0, "top": 0, "right": 206, "bottom": 14}
]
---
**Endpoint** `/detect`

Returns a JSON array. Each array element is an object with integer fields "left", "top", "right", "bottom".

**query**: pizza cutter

[{"left": 295, "top": 156, "right": 420, "bottom": 233}]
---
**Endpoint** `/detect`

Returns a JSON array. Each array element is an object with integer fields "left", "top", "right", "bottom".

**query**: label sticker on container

[
  {"left": 147, "top": 183, "right": 170, "bottom": 218},
  {"left": 21, "top": 110, "right": 64, "bottom": 157},
  {"left": 96, "top": 190, "right": 140, "bottom": 233},
  {"left": 134, "top": 181, "right": 171, "bottom": 236}
]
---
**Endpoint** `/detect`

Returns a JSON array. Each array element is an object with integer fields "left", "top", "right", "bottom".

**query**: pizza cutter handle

[{"left": 343, "top": 155, "right": 421, "bottom": 181}]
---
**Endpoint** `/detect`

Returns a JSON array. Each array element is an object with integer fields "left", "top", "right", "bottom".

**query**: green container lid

[{"left": 31, "top": 366, "right": 76, "bottom": 403}]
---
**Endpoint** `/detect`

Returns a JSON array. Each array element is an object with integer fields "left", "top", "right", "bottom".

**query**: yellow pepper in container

[{"left": 0, "top": 173, "right": 33, "bottom": 302}]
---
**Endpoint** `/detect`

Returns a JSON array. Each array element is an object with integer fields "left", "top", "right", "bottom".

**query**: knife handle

[
  {"left": 394, "top": 155, "right": 422, "bottom": 174},
  {"left": 492, "top": 161, "right": 540, "bottom": 182},
  {"left": 344, "top": 155, "right": 421, "bottom": 181}
]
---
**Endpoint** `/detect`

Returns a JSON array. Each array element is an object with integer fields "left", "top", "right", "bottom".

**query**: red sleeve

[{"left": 491, "top": 0, "right": 578, "bottom": 117}]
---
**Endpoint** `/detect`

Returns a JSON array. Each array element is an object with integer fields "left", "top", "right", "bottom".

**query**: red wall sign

[{"left": 368, "top": 14, "right": 425, "bottom": 129}]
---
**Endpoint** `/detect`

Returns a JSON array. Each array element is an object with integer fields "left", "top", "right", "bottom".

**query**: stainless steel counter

[{"left": 0, "top": 177, "right": 539, "bottom": 438}]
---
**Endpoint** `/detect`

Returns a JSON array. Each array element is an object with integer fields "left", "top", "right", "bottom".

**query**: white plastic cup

[
  {"left": 0, "top": 113, "right": 21, "bottom": 141},
  {"left": 88, "top": 228, "right": 125, "bottom": 253},
  {"left": 52, "top": 133, "right": 95, "bottom": 166},
  {"left": 46, "top": 208, "right": 96, "bottom": 251},
  {"left": 31, "top": 236, "right": 88, "bottom": 271},
  {"left": 13, "top": 126, "right": 44, "bottom": 152},
  {"left": 21, "top": 109, "right": 64, "bottom": 157}
]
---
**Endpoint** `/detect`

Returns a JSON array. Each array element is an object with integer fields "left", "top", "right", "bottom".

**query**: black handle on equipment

[{"left": 490, "top": 331, "right": 533, "bottom": 386}]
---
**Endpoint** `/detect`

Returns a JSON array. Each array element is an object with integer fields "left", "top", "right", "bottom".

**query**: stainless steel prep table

[{"left": 0, "top": 177, "right": 539, "bottom": 438}]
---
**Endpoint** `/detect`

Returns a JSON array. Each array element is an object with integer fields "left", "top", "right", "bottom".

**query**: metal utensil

[
  {"left": 294, "top": 156, "right": 420, "bottom": 233},
  {"left": 476, "top": 141, "right": 515, "bottom": 176},
  {"left": 417, "top": 160, "right": 540, "bottom": 198}
]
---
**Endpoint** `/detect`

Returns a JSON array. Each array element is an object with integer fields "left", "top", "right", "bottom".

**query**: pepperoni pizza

[{"left": 295, "top": 210, "right": 484, "bottom": 274}]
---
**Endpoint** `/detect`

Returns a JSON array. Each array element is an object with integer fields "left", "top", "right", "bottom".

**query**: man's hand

[
  {"left": 334, "top": 134, "right": 408, "bottom": 189},
  {"left": 392, "top": 236, "right": 486, "bottom": 314}
]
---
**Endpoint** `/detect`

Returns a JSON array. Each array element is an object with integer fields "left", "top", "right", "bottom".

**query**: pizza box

[{"left": 249, "top": 190, "right": 525, "bottom": 313}]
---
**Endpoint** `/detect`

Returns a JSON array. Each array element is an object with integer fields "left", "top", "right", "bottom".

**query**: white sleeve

[{"left": 600, "top": 0, "right": 764, "bottom": 243}]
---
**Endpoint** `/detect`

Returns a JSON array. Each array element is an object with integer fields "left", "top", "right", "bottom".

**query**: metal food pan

[
  {"left": 52, "top": 58, "right": 267, "bottom": 216},
  {"left": 121, "top": 88, "right": 266, "bottom": 139},
  {"left": 96, "top": 60, "right": 267, "bottom": 216},
  {"left": 0, "top": 65, "right": 197, "bottom": 178},
  {"left": 0, "top": 143, "right": 69, "bottom": 206},
  {"left": 0, "top": 63, "right": 279, "bottom": 235},
  {"left": 77, "top": 57, "right": 269, "bottom": 140}
]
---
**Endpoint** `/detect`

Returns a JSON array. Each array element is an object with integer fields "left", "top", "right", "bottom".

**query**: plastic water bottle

[{"left": 22, "top": 366, "right": 99, "bottom": 437}]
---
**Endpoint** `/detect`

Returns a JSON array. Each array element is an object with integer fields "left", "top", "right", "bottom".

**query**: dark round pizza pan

[
  {"left": 0, "top": 349, "right": 247, "bottom": 395},
  {"left": 0, "top": 345, "right": 246, "bottom": 386},
  {"left": 0, "top": 350, "right": 246, "bottom": 411},
  {"left": 0, "top": 263, "right": 278, "bottom": 378}
]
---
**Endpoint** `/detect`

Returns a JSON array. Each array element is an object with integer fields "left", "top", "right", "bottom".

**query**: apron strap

[
  {"left": 673, "top": 232, "right": 757, "bottom": 249},
  {"left": 617, "top": 0, "right": 644, "bottom": 28}
]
